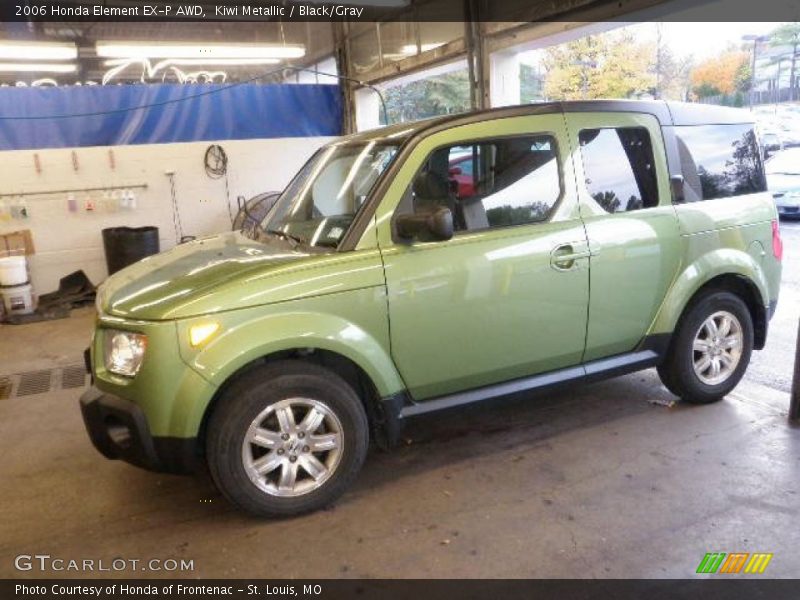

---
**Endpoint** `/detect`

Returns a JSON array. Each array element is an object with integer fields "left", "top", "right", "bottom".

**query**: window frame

[
  {"left": 390, "top": 131, "right": 566, "bottom": 242},
  {"left": 577, "top": 125, "right": 660, "bottom": 215}
]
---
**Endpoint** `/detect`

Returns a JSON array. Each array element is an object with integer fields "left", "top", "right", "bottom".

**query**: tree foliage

[
  {"left": 520, "top": 63, "right": 545, "bottom": 103},
  {"left": 770, "top": 23, "right": 800, "bottom": 49},
  {"left": 541, "top": 31, "right": 656, "bottom": 100},
  {"left": 689, "top": 50, "right": 750, "bottom": 97},
  {"left": 384, "top": 70, "right": 471, "bottom": 123},
  {"left": 770, "top": 22, "right": 800, "bottom": 98}
]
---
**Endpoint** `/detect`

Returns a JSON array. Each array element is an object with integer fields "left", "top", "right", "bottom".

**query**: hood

[{"left": 100, "top": 231, "right": 318, "bottom": 320}]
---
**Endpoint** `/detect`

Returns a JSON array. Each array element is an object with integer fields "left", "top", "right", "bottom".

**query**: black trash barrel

[{"left": 102, "top": 226, "right": 160, "bottom": 275}]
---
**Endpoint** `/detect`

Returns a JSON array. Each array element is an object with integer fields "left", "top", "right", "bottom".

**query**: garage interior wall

[{"left": 0, "top": 137, "right": 332, "bottom": 294}]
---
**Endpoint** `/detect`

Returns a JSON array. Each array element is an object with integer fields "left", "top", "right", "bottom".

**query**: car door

[
  {"left": 564, "top": 112, "right": 682, "bottom": 361},
  {"left": 374, "top": 115, "right": 590, "bottom": 401}
]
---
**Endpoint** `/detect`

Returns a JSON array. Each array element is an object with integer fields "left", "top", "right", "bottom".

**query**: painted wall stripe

[
  {"left": 719, "top": 553, "right": 749, "bottom": 574},
  {"left": 745, "top": 553, "right": 773, "bottom": 574}
]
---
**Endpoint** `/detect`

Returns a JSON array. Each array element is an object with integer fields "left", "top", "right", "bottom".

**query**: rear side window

[
  {"left": 579, "top": 127, "right": 659, "bottom": 213},
  {"left": 674, "top": 124, "right": 766, "bottom": 202}
]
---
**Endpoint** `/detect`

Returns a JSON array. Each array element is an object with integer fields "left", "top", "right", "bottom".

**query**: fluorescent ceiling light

[
  {"left": 96, "top": 41, "right": 305, "bottom": 60},
  {"left": 0, "top": 62, "right": 76, "bottom": 73},
  {"left": 0, "top": 41, "right": 77, "bottom": 60},
  {"left": 103, "top": 57, "right": 280, "bottom": 67}
]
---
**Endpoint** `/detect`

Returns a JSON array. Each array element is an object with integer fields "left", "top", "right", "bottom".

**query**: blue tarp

[{"left": 0, "top": 83, "right": 343, "bottom": 150}]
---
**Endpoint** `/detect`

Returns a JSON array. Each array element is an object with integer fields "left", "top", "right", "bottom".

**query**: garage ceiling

[
  {"left": 0, "top": 20, "right": 334, "bottom": 85},
  {"left": 0, "top": 0, "right": 683, "bottom": 90}
]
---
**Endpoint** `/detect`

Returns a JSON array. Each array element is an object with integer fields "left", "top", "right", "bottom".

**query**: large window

[
  {"left": 674, "top": 124, "right": 766, "bottom": 202},
  {"left": 405, "top": 135, "right": 561, "bottom": 233},
  {"left": 579, "top": 127, "right": 659, "bottom": 213},
  {"left": 264, "top": 142, "right": 399, "bottom": 248}
]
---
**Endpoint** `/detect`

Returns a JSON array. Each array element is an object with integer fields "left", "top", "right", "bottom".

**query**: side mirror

[{"left": 396, "top": 207, "right": 454, "bottom": 242}]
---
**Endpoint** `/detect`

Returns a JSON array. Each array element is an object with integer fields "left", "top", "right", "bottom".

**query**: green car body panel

[
  {"left": 372, "top": 114, "right": 591, "bottom": 398},
  {"left": 83, "top": 100, "right": 782, "bottom": 472},
  {"left": 92, "top": 235, "right": 404, "bottom": 438}
]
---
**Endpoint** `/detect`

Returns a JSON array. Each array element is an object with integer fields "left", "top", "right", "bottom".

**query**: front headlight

[{"left": 103, "top": 329, "right": 147, "bottom": 377}]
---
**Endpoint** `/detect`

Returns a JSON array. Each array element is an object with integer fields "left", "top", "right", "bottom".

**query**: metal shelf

[{"left": 0, "top": 183, "right": 148, "bottom": 199}]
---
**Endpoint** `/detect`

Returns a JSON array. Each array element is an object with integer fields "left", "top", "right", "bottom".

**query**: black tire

[
  {"left": 657, "top": 290, "right": 754, "bottom": 404},
  {"left": 206, "top": 361, "right": 369, "bottom": 517}
]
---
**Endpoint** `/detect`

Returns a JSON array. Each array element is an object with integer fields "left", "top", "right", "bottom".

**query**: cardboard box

[{"left": 0, "top": 229, "right": 35, "bottom": 257}]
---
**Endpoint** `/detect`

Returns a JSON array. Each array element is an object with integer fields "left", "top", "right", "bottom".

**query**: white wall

[
  {"left": 0, "top": 137, "right": 332, "bottom": 294},
  {"left": 490, "top": 50, "right": 521, "bottom": 108}
]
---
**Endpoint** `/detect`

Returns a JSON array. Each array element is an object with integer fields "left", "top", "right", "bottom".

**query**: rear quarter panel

[{"left": 651, "top": 193, "right": 780, "bottom": 335}]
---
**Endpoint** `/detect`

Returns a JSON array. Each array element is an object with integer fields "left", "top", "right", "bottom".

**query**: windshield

[
  {"left": 262, "top": 141, "right": 400, "bottom": 249},
  {"left": 765, "top": 149, "right": 800, "bottom": 175}
]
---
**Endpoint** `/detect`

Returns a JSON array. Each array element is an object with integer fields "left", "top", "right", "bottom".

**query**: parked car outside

[
  {"left": 761, "top": 131, "right": 784, "bottom": 159},
  {"left": 80, "top": 101, "right": 782, "bottom": 517},
  {"left": 448, "top": 153, "right": 475, "bottom": 198},
  {"left": 766, "top": 147, "right": 800, "bottom": 218}
]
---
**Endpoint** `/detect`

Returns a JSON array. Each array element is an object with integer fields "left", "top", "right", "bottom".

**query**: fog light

[{"left": 189, "top": 322, "right": 220, "bottom": 347}]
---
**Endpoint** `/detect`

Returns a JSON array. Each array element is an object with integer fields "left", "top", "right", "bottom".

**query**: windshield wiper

[{"left": 264, "top": 229, "right": 304, "bottom": 248}]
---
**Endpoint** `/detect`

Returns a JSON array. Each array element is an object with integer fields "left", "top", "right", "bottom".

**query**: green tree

[
  {"left": 520, "top": 63, "right": 546, "bottom": 103},
  {"left": 542, "top": 30, "right": 655, "bottom": 100},
  {"left": 384, "top": 70, "right": 470, "bottom": 123},
  {"left": 770, "top": 23, "right": 800, "bottom": 100}
]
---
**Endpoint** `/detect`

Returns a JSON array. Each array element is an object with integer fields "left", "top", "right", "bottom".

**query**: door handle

[{"left": 550, "top": 243, "right": 592, "bottom": 271}]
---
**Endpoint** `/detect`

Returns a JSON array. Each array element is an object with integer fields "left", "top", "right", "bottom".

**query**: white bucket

[
  {"left": 0, "top": 255, "right": 28, "bottom": 286},
  {"left": 1, "top": 283, "right": 35, "bottom": 315}
]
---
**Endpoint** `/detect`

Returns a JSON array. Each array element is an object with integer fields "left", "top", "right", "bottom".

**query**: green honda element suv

[{"left": 81, "top": 101, "right": 783, "bottom": 517}]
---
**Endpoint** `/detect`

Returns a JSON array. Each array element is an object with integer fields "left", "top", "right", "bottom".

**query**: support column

[
  {"left": 791, "top": 318, "right": 800, "bottom": 424},
  {"left": 354, "top": 87, "right": 382, "bottom": 132},
  {"left": 490, "top": 49, "right": 521, "bottom": 107},
  {"left": 333, "top": 22, "right": 356, "bottom": 135},
  {"left": 464, "top": 0, "right": 488, "bottom": 110}
]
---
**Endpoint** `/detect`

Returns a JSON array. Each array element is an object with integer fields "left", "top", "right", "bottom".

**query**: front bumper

[{"left": 79, "top": 386, "right": 198, "bottom": 474}]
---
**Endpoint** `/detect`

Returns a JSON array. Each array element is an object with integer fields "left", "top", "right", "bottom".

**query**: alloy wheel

[
  {"left": 242, "top": 398, "right": 343, "bottom": 497},
  {"left": 692, "top": 310, "right": 744, "bottom": 386}
]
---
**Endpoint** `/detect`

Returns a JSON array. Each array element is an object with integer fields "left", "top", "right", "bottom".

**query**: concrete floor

[{"left": 1, "top": 221, "right": 798, "bottom": 579}]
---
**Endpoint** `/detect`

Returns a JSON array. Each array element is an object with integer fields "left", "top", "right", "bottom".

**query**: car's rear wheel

[
  {"left": 657, "top": 291, "right": 753, "bottom": 404},
  {"left": 206, "top": 361, "right": 369, "bottom": 517}
]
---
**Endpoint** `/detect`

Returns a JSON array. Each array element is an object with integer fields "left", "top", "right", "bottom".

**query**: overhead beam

[
  {"left": 352, "top": 37, "right": 467, "bottom": 85},
  {"left": 484, "top": 0, "right": 674, "bottom": 55}
]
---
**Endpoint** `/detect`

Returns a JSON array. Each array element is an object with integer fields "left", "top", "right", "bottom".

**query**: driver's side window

[{"left": 403, "top": 134, "right": 562, "bottom": 233}]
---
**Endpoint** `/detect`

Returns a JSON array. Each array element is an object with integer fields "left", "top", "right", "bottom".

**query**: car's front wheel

[
  {"left": 657, "top": 290, "right": 754, "bottom": 404},
  {"left": 206, "top": 361, "right": 369, "bottom": 517}
]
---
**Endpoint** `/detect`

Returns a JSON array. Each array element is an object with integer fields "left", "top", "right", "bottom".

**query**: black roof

[{"left": 347, "top": 100, "right": 755, "bottom": 144}]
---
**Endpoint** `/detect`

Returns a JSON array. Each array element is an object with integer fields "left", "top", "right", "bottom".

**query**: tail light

[{"left": 772, "top": 220, "right": 783, "bottom": 262}]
